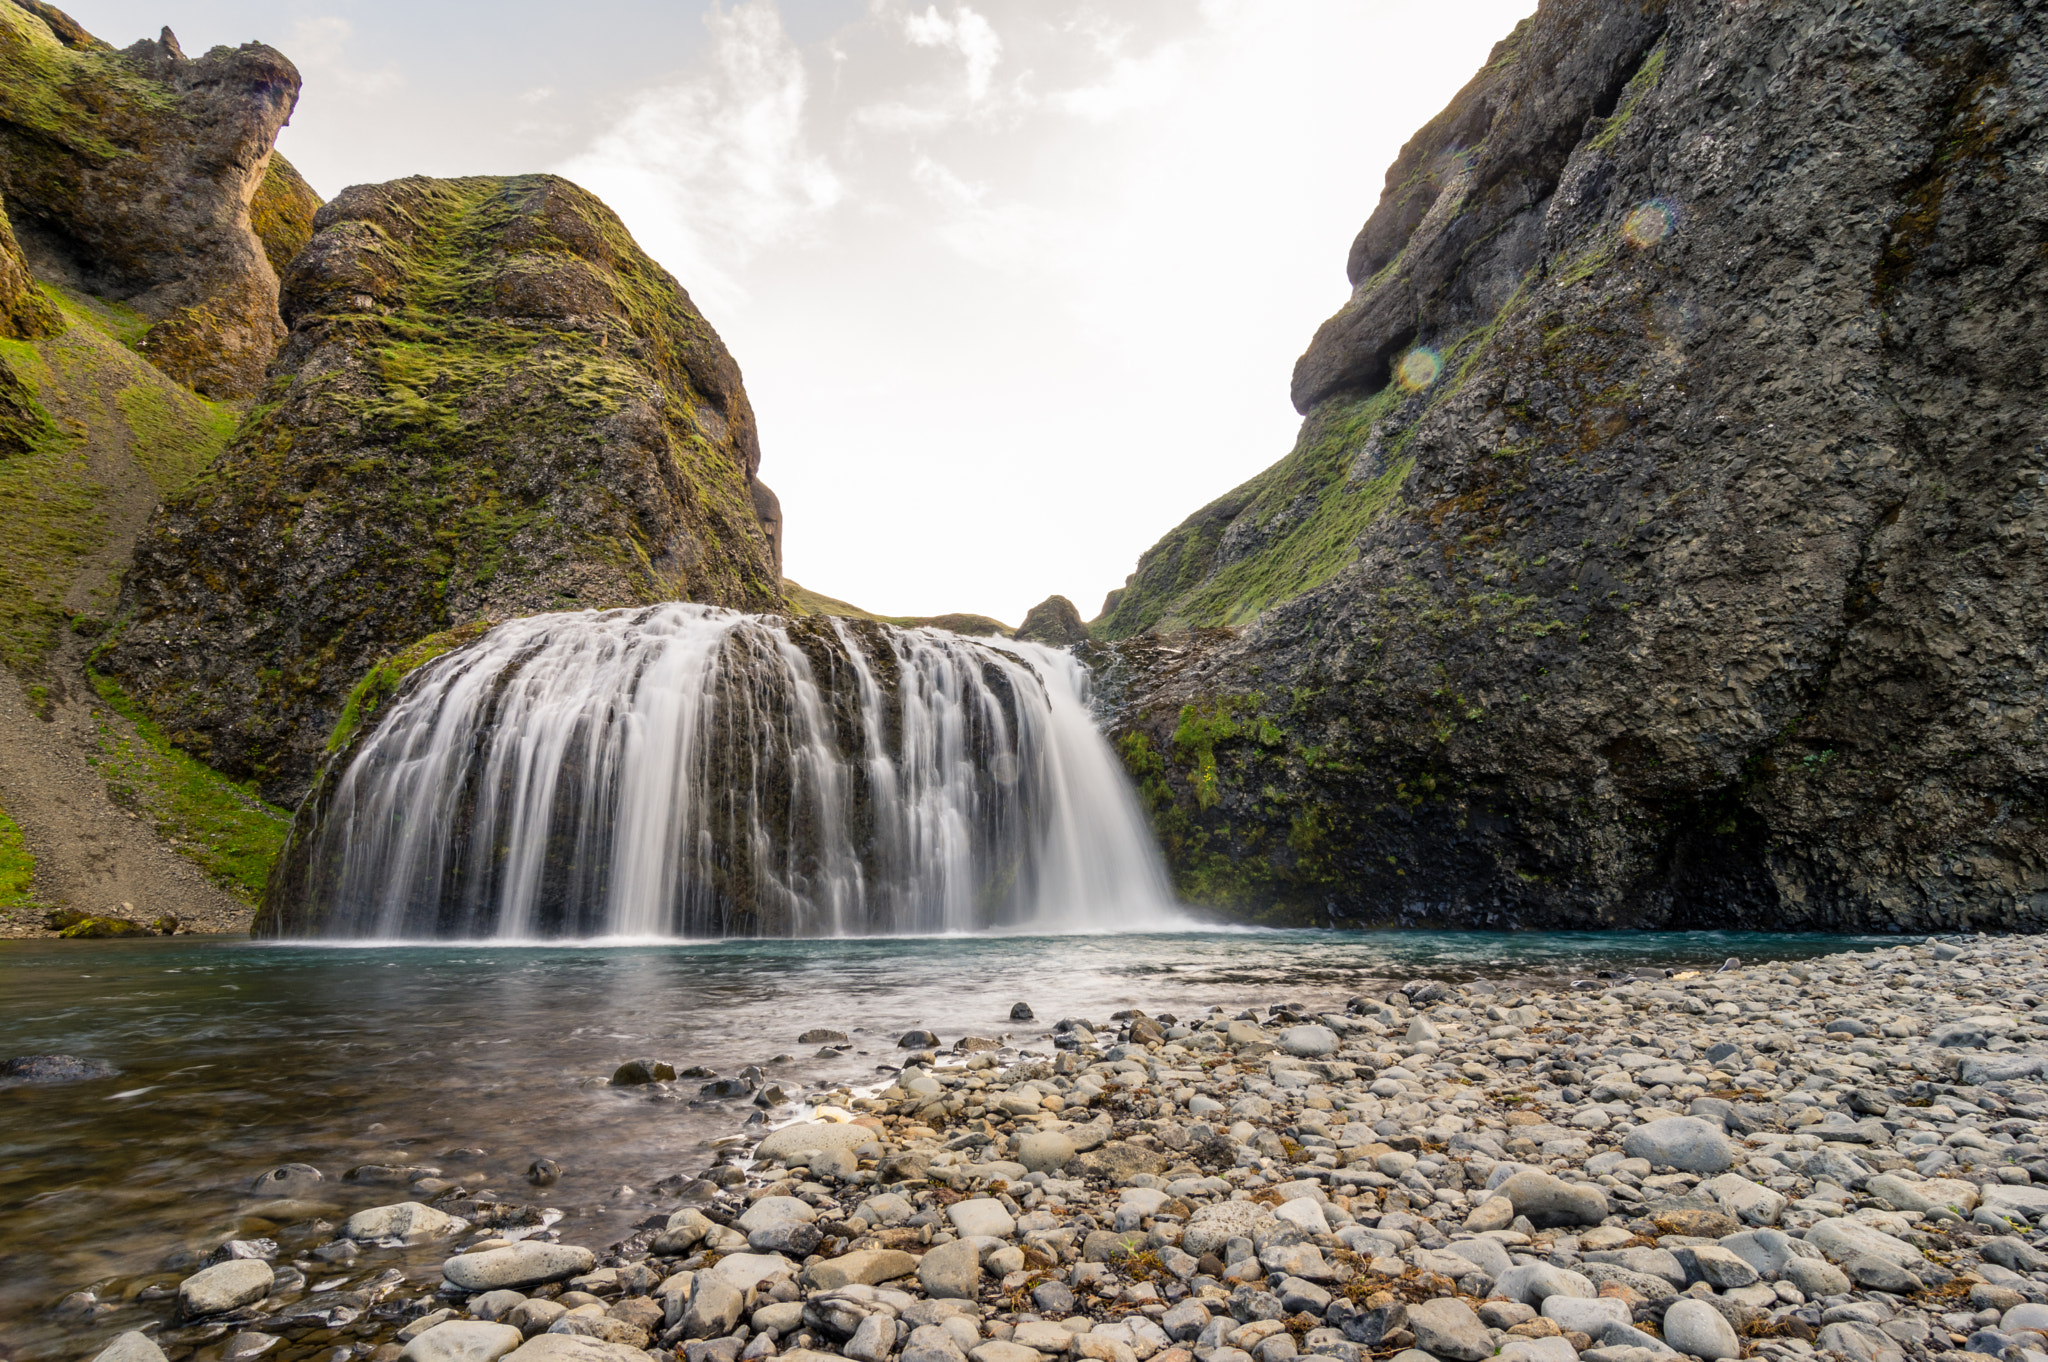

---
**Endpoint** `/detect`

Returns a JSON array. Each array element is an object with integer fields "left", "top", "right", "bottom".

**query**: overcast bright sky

[{"left": 75, "top": 0, "right": 1532, "bottom": 622}]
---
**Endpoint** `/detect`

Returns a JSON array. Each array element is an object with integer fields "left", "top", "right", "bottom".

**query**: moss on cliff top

[
  {"left": 0, "top": 2, "right": 176, "bottom": 164},
  {"left": 1093, "top": 387, "right": 1408, "bottom": 638}
]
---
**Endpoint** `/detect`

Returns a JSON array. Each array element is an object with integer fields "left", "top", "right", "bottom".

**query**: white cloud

[
  {"left": 544, "top": 0, "right": 1535, "bottom": 618},
  {"left": 287, "top": 16, "right": 402, "bottom": 98},
  {"left": 561, "top": 0, "right": 841, "bottom": 309},
  {"left": 902, "top": 4, "right": 1002, "bottom": 102}
]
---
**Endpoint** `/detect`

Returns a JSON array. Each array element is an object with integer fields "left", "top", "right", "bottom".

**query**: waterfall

[{"left": 270, "top": 604, "right": 1181, "bottom": 938}]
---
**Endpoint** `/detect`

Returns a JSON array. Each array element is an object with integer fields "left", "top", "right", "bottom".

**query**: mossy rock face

[
  {"left": 1093, "top": 0, "right": 2048, "bottom": 933},
  {"left": 103, "top": 174, "right": 785, "bottom": 805},
  {"left": 0, "top": 2, "right": 299, "bottom": 397},
  {"left": 248, "top": 152, "right": 321, "bottom": 277}
]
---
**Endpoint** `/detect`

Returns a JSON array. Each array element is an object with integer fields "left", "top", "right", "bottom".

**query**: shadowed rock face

[
  {"left": 103, "top": 174, "right": 784, "bottom": 805},
  {"left": 0, "top": 0, "right": 301, "bottom": 397},
  {"left": 1094, "top": 0, "right": 2048, "bottom": 932}
]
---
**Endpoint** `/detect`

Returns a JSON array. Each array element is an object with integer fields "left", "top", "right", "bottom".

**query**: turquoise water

[{"left": 0, "top": 928, "right": 1886, "bottom": 1355}]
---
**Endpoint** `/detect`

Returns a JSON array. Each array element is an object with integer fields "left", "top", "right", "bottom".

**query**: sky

[{"left": 73, "top": 0, "right": 1533, "bottom": 622}]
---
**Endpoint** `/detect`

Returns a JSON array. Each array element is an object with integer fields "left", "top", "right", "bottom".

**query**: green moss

[
  {"left": 0, "top": 287, "right": 237, "bottom": 672},
  {"left": 0, "top": 797, "right": 34, "bottom": 906},
  {"left": 0, "top": 3, "right": 177, "bottom": 164},
  {"left": 248, "top": 152, "right": 321, "bottom": 276},
  {"left": 115, "top": 380, "right": 240, "bottom": 495},
  {"left": 1171, "top": 695, "right": 1276, "bottom": 809},
  {"left": 326, "top": 620, "right": 494, "bottom": 755},
  {"left": 1097, "top": 388, "right": 1410, "bottom": 637},
  {"left": 87, "top": 670, "right": 291, "bottom": 901},
  {"left": 1589, "top": 42, "right": 1666, "bottom": 152}
]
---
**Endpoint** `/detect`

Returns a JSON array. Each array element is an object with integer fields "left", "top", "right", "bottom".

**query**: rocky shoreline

[{"left": 58, "top": 936, "right": 2048, "bottom": 1362}]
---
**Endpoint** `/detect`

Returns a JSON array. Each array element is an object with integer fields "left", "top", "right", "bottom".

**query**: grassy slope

[
  {"left": 0, "top": 284, "right": 288, "bottom": 903},
  {"left": 0, "top": 287, "right": 234, "bottom": 668},
  {"left": 0, "top": 799, "right": 31, "bottom": 906},
  {"left": 1092, "top": 388, "right": 1411, "bottom": 638},
  {"left": 783, "top": 578, "right": 1015, "bottom": 638}
]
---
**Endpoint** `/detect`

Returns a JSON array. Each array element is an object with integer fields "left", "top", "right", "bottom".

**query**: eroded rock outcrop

[
  {"left": 103, "top": 175, "right": 784, "bottom": 804},
  {"left": 0, "top": 0, "right": 301, "bottom": 397},
  {"left": 1016, "top": 595, "right": 1089, "bottom": 647},
  {"left": 1096, "top": 0, "right": 2047, "bottom": 931}
]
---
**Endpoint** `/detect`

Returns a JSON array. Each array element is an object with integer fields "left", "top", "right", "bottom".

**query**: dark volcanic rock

[
  {"left": 102, "top": 174, "right": 785, "bottom": 803},
  {"left": 0, "top": 1, "right": 300, "bottom": 397},
  {"left": 1016, "top": 595, "right": 1089, "bottom": 646},
  {"left": 1093, "top": 0, "right": 2047, "bottom": 932},
  {"left": 2, "top": 1055, "right": 118, "bottom": 1082}
]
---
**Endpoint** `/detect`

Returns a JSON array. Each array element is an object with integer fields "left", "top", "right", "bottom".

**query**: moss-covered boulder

[
  {"left": 0, "top": 1, "right": 301, "bottom": 398},
  {"left": 1015, "top": 595, "right": 1088, "bottom": 647},
  {"left": 103, "top": 174, "right": 785, "bottom": 804}
]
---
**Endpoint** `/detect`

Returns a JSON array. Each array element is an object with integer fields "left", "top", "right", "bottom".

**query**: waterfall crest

[{"left": 270, "top": 604, "right": 1180, "bottom": 938}]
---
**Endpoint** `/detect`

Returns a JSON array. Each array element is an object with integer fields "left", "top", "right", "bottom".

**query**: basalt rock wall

[
  {"left": 102, "top": 174, "right": 785, "bottom": 805},
  {"left": 1096, "top": 0, "right": 2048, "bottom": 932}
]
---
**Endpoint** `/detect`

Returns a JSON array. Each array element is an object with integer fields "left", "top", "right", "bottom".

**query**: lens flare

[
  {"left": 1396, "top": 347, "right": 1442, "bottom": 391},
  {"left": 1622, "top": 198, "right": 1678, "bottom": 249}
]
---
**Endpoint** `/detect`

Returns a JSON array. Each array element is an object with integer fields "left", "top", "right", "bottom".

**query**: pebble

[
  {"left": 63, "top": 937, "right": 2048, "bottom": 1362},
  {"left": 1662, "top": 1298, "right": 1741, "bottom": 1359}
]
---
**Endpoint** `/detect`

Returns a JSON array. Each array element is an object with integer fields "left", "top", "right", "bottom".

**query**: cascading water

[{"left": 267, "top": 604, "right": 1181, "bottom": 938}]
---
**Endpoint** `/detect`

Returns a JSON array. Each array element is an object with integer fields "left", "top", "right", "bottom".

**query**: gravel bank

[{"left": 57, "top": 937, "right": 2048, "bottom": 1362}]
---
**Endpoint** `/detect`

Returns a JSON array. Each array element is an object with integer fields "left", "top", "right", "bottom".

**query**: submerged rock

[{"left": 1, "top": 1054, "right": 117, "bottom": 1083}]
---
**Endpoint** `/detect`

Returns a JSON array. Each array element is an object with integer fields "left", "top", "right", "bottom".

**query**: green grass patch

[
  {"left": 0, "top": 289, "right": 238, "bottom": 672},
  {"left": 88, "top": 671, "right": 291, "bottom": 901},
  {"left": 115, "top": 377, "right": 239, "bottom": 493},
  {"left": 1096, "top": 387, "right": 1410, "bottom": 637},
  {"left": 1590, "top": 42, "right": 1666, "bottom": 153},
  {"left": 0, "top": 797, "right": 34, "bottom": 906},
  {"left": 0, "top": 381, "right": 98, "bottom": 670}
]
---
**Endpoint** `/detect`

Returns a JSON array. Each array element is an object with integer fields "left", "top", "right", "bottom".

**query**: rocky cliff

[
  {"left": 1096, "top": 0, "right": 2046, "bottom": 932},
  {"left": 0, "top": 0, "right": 301, "bottom": 398},
  {"left": 101, "top": 174, "right": 786, "bottom": 804}
]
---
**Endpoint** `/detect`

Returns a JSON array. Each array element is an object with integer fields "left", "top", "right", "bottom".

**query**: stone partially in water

[
  {"left": 178, "top": 1259, "right": 276, "bottom": 1317},
  {"left": 2, "top": 1055, "right": 118, "bottom": 1083},
  {"left": 247, "top": 1163, "right": 324, "bottom": 1197},
  {"left": 611, "top": 1059, "right": 675, "bottom": 1086},
  {"left": 343, "top": 1201, "right": 468, "bottom": 1244},
  {"left": 799, "top": 1028, "right": 848, "bottom": 1043},
  {"left": 444, "top": 1244, "right": 597, "bottom": 1292}
]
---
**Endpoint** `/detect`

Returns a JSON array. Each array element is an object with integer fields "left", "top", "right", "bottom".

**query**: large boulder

[
  {"left": 108, "top": 173, "right": 785, "bottom": 809},
  {"left": 0, "top": 2, "right": 300, "bottom": 396},
  {"left": 1015, "top": 596, "right": 1089, "bottom": 647},
  {"left": 1090, "top": 0, "right": 2048, "bottom": 933}
]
